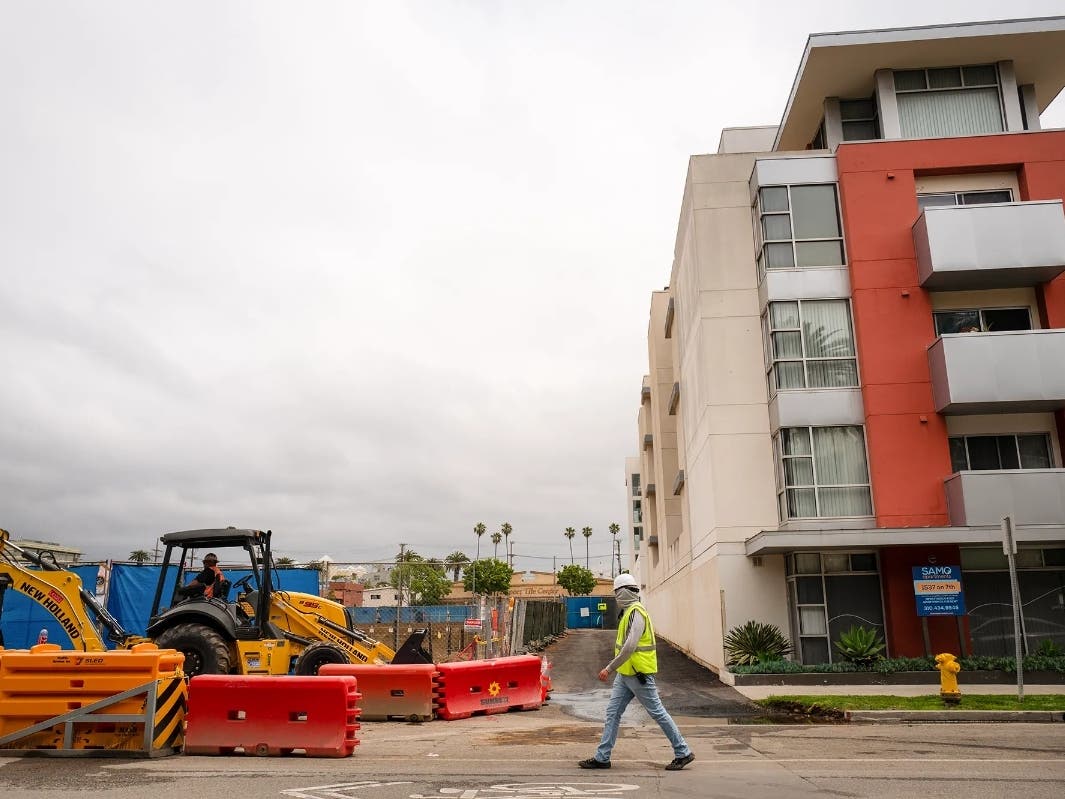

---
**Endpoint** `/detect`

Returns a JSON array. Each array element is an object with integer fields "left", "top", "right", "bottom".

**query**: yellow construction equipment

[{"left": 1, "top": 527, "right": 432, "bottom": 677}]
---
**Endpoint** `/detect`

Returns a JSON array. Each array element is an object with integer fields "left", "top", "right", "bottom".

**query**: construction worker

[
  {"left": 578, "top": 572, "right": 694, "bottom": 771},
  {"left": 178, "top": 553, "right": 226, "bottom": 599}
]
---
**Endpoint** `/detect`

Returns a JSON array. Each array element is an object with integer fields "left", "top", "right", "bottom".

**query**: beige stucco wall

[{"left": 634, "top": 151, "right": 791, "bottom": 671}]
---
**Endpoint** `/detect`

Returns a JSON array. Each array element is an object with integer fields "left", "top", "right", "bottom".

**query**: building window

[
  {"left": 933, "top": 307, "right": 1032, "bottom": 335},
  {"left": 776, "top": 426, "right": 872, "bottom": 519},
  {"left": 632, "top": 500, "right": 643, "bottom": 525},
  {"left": 949, "top": 434, "right": 1053, "bottom": 472},
  {"left": 631, "top": 473, "right": 641, "bottom": 497},
  {"left": 756, "top": 184, "right": 845, "bottom": 272},
  {"left": 960, "top": 546, "right": 1065, "bottom": 656},
  {"left": 785, "top": 551, "right": 884, "bottom": 664},
  {"left": 840, "top": 97, "right": 879, "bottom": 141},
  {"left": 917, "top": 188, "right": 1013, "bottom": 210},
  {"left": 894, "top": 65, "right": 1003, "bottom": 138},
  {"left": 763, "top": 300, "right": 858, "bottom": 391}
]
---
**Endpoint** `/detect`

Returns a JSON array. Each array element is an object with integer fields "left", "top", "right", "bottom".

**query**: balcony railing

[
  {"left": 945, "top": 469, "right": 1065, "bottom": 527},
  {"left": 927, "top": 329, "right": 1065, "bottom": 414},
  {"left": 913, "top": 200, "right": 1065, "bottom": 290}
]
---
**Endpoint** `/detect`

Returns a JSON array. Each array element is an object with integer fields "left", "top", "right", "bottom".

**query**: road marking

[
  {"left": 282, "top": 781, "right": 412, "bottom": 799},
  {"left": 282, "top": 783, "right": 639, "bottom": 799}
]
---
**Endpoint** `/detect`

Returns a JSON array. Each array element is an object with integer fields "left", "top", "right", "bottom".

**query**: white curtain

[
  {"left": 802, "top": 301, "right": 857, "bottom": 388},
  {"left": 898, "top": 88, "right": 1003, "bottom": 138},
  {"left": 813, "top": 427, "right": 872, "bottom": 516}
]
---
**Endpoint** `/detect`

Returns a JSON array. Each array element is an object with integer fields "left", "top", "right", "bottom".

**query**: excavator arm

[
  {"left": 0, "top": 528, "right": 146, "bottom": 651},
  {"left": 268, "top": 590, "right": 398, "bottom": 664}
]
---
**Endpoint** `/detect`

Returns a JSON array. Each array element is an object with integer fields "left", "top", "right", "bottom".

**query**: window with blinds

[{"left": 894, "top": 65, "right": 1004, "bottom": 138}]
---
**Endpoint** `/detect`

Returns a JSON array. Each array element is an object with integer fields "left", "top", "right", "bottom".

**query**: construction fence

[{"left": 350, "top": 598, "right": 566, "bottom": 662}]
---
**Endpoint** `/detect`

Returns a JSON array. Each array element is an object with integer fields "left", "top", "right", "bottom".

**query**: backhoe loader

[{"left": 0, "top": 527, "right": 433, "bottom": 677}]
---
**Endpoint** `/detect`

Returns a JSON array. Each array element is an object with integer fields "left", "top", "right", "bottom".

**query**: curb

[{"left": 845, "top": 709, "right": 1065, "bottom": 723}]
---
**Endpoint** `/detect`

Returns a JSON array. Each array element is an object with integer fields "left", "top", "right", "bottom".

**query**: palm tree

[
  {"left": 608, "top": 523, "right": 620, "bottom": 577},
  {"left": 491, "top": 531, "right": 502, "bottom": 559},
  {"left": 582, "top": 526, "right": 593, "bottom": 569},
  {"left": 128, "top": 549, "right": 151, "bottom": 565},
  {"left": 444, "top": 551, "right": 470, "bottom": 582},
  {"left": 501, "top": 522, "right": 513, "bottom": 565},
  {"left": 474, "top": 523, "right": 486, "bottom": 561},
  {"left": 564, "top": 527, "right": 576, "bottom": 564},
  {"left": 473, "top": 522, "right": 486, "bottom": 594}
]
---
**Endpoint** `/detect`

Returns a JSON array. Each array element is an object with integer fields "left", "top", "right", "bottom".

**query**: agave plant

[
  {"left": 833, "top": 625, "right": 886, "bottom": 666},
  {"left": 723, "top": 621, "right": 793, "bottom": 666}
]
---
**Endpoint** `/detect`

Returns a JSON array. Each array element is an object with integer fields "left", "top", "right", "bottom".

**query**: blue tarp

[
  {"left": 348, "top": 605, "right": 476, "bottom": 623},
  {"left": 1, "top": 564, "right": 322, "bottom": 650},
  {"left": 565, "top": 596, "right": 607, "bottom": 629},
  {"left": 0, "top": 565, "right": 104, "bottom": 649}
]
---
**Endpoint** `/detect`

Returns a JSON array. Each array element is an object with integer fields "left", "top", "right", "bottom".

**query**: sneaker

[
  {"left": 665, "top": 753, "right": 694, "bottom": 771},
  {"left": 578, "top": 757, "right": 611, "bottom": 769}
]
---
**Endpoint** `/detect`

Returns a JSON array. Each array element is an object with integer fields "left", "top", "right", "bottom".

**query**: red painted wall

[{"left": 836, "top": 131, "right": 1065, "bottom": 530}]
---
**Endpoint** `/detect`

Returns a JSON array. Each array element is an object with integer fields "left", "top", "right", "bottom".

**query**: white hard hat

[{"left": 613, "top": 573, "right": 638, "bottom": 591}]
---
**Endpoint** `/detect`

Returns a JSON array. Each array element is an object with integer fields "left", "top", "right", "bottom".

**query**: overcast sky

[{"left": 3, "top": 2, "right": 1064, "bottom": 574}]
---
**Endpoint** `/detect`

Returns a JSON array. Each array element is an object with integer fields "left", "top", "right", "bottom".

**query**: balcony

[
  {"left": 913, "top": 201, "right": 1065, "bottom": 290},
  {"left": 927, "top": 330, "right": 1065, "bottom": 414},
  {"left": 945, "top": 470, "right": 1065, "bottom": 527}
]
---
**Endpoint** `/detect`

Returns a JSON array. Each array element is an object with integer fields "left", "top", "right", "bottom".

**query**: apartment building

[{"left": 626, "top": 17, "right": 1065, "bottom": 672}]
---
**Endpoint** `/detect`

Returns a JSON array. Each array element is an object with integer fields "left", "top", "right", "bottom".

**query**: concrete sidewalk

[{"left": 732, "top": 682, "right": 1064, "bottom": 699}]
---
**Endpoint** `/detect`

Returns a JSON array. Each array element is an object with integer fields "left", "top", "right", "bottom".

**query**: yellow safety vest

[{"left": 614, "top": 602, "right": 657, "bottom": 676}]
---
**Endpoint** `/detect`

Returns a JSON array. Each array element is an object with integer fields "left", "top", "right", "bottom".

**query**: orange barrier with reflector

[
  {"left": 0, "top": 642, "right": 185, "bottom": 756},
  {"left": 435, "top": 655, "right": 544, "bottom": 720},
  {"left": 318, "top": 662, "right": 439, "bottom": 722},
  {"left": 185, "top": 675, "right": 360, "bottom": 757}
]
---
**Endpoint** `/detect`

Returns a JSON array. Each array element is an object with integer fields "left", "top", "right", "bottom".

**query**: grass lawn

[{"left": 759, "top": 694, "right": 1065, "bottom": 712}]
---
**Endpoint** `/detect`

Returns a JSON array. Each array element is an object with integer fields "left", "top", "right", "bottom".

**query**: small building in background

[
  {"left": 326, "top": 580, "right": 364, "bottom": 606},
  {"left": 10, "top": 539, "right": 82, "bottom": 566}
]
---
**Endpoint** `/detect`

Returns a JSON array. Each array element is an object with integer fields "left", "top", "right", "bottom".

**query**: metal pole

[{"left": 1002, "top": 516, "right": 1025, "bottom": 702}]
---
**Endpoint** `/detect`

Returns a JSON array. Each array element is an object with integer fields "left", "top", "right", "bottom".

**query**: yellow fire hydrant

[{"left": 935, "top": 652, "right": 961, "bottom": 704}]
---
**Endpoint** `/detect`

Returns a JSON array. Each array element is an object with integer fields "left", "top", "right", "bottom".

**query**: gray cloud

[{"left": 3, "top": 1, "right": 1063, "bottom": 576}]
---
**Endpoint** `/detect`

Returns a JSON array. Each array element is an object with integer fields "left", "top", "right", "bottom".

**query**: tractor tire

[
  {"left": 294, "top": 641, "right": 348, "bottom": 676},
  {"left": 154, "top": 622, "right": 232, "bottom": 677}
]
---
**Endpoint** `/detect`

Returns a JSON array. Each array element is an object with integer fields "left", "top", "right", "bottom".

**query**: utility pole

[
  {"left": 508, "top": 541, "right": 514, "bottom": 569},
  {"left": 615, "top": 539, "right": 622, "bottom": 577},
  {"left": 397, "top": 543, "right": 406, "bottom": 610}
]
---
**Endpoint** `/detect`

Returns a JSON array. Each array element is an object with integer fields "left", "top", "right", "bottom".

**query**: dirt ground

[{"left": 543, "top": 628, "right": 759, "bottom": 718}]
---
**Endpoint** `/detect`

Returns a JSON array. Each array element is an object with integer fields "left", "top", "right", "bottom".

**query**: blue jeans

[{"left": 594, "top": 673, "right": 690, "bottom": 763}]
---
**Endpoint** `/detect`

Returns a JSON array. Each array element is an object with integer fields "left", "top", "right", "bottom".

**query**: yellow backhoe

[{"left": 0, "top": 527, "right": 432, "bottom": 676}]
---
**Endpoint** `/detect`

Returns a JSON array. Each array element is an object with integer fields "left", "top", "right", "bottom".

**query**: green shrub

[
  {"left": 873, "top": 656, "right": 935, "bottom": 673},
  {"left": 833, "top": 626, "right": 886, "bottom": 666},
  {"left": 730, "top": 659, "right": 809, "bottom": 674},
  {"left": 723, "top": 621, "right": 793, "bottom": 666},
  {"left": 1035, "top": 639, "right": 1064, "bottom": 658}
]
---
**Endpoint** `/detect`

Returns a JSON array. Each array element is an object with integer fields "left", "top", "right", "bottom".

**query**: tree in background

[
  {"left": 390, "top": 550, "right": 452, "bottom": 605},
  {"left": 462, "top": 559, "right": 513, "bottom": 595},
  {"left": 501, "top": 522, "right": 512, "bottom": 563},
  {"left": 557, "top": 563, "right": 596, "bottom": 596},
  {"left": 444, "top": 551, "right": 470, "bottom": 581},
  {"left": 582, "top": 526, "right": 593, "bottom": 569},
  {"left": 473, "top": 522, "right": 487, "bottom": 595},
  {"left": 564, "top": 527, "right": 576, "bottom": 564},
  {"left": 128, "top": 549, "right": 151, "bottom": 564},
  {"left": 275, "top": 556, "right": 295, "bottom": 567},
  {"left": 473, "top": 522, "right": 486, "bottom": 562},
  {"left": 490, "top": 530, "right": 502, "bottom": 559}
]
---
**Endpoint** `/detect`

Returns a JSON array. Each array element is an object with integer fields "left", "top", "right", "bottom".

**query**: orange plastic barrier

[
  {"left": 0, "top": 643, "right": 183, "bottom": 735},
  {"left": 185, "top": 675, "right": 360, "bottom": 757},
  {"left": 0, "top": 642, "right": 185, "bottom": 755},
  {"left": 318, "top": 663, "right": 439, "bottom": 722},
  {"left": 435, "top": 655, "right": 544, "bottom": 720}
]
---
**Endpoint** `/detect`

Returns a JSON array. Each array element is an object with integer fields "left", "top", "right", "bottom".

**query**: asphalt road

[{"left": 1, "top": 630, "right": 1064, "bottom": 798}]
